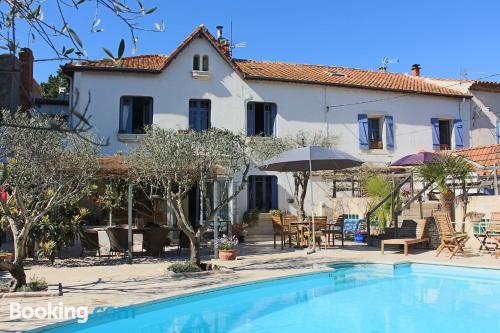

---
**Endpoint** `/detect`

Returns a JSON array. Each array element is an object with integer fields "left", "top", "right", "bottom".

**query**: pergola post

[
  {"left": 127, "top": 182, "right": 133, "bottom": 264},
  {"left": 213, "top": 180, "right": 220, "bottom": 259}
]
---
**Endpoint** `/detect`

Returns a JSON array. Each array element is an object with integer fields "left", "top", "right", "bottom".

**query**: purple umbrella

[{"left": 391, "top": 151, "right": 441, "bottom": 166}]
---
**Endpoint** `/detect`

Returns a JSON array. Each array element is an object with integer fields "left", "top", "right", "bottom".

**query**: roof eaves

[{"left": 242, "top": 75, "right": 471, "bottom": 98}]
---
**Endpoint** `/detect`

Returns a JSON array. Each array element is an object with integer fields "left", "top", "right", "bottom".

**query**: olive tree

[
  {"left": 0, "top": 110, "right": 98, "bottom": 290},
  {"left": 128, "top": 127, "right": 273, "bottom": 265},
  {"left": 269, "top": 130, "right": 337, "bottom": 221}
]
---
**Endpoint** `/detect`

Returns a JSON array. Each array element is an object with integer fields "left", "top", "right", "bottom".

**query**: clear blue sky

[{"left": 29, "top": 0, "right": 500, "bottom": 83}]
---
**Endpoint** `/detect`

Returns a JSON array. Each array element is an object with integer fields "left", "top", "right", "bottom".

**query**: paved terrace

[{"left": 1, "top": 241, "right": 499, "bottom": 332}]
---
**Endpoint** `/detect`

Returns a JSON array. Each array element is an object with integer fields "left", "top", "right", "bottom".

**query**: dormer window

[
  {"left": 202, "top": 55, "right": 209, "bottom": 71},
  {"left": 193, "top": 55, "right": 200, "bottom": 71},
  {"left": 192, "top": 54, "right": 211, "bottom": 80}
]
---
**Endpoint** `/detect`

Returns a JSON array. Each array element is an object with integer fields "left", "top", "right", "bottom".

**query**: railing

[{"left": 365, "top": 172, "right": 435, "bottom": 245}]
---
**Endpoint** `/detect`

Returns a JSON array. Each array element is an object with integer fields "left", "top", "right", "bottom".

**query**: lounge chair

[
  {"left": 381, "top": 219, "right": 429, "bottom": 256},
  {"left": 433, "top": 211, "right": 469, "bottom": 259},
  {"left": 486, "top": 213, "right": 500, "bottom": 256},
  {"left": 322, "top": 215, "right": 344, "bottom": 249}
]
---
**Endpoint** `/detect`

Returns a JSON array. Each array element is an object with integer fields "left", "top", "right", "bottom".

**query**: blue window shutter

[
  {"left": 454, "top": 119, "right": 463, "bottom": 149},
  {"left": 205, "top": 110, "right": 211, "bottom": 130},
  {"left": 271, "top": 106, "right": 277, "bottom": 137},
  {"left": 497, "top": 122, "right": 500, "bottom": 144},
  {"left": 431, "top": 118, "right": 440, "bottom": 150},
  {"left": 385, "top": 115, "right": 394, "bottom": 150},
  {"left": 120, "top": 97, "right": 133, "bottom": 133},
  {"left": 263, "top": 108, "right": 270, "bottom": 136},
  {"left": 358, "top": 114, "right": 368, "bottom": 150},
  {"left": 247, "top": 104, "right": 255, "bottom": 136},
  {"left": 261, "top": 177, "right": 267, "bottom": 208},
  {"left": 271, "top": 176, "right": 278, "bottom": 209}
]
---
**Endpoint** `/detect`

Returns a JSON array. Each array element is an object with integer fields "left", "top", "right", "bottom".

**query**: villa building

[{"left": 62, "top": 25, "right": 494, "bottom": 223}]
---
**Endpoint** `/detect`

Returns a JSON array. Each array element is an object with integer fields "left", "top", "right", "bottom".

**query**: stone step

[{"left": 246, "top": 213, "right": 274, "bottom": 236}]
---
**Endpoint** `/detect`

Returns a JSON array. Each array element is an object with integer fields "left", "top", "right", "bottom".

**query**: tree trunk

[
  {"left": 294, "top": 171, "right": 309, "bottom": 222},
  {"left": 8, "top": 260, "right": 26, "bottom": 291},
  {"left": 190, "top": 236, "right": 201, "bottom": 266},
  {"left": 440, "top": 189, "right": 455, "bottom": 221}
]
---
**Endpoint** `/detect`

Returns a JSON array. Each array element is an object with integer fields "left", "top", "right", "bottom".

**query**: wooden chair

[
  {"left": 272, "top": 215, "right": 286, "bottom": 249},
  {"left": 433, "top": 211, "right": 469, "bottom": 259},
  {"left": 283, "top": 215, "right": 299, "bottom": 247},
  {"left": 142, "top": 227, "right": 168, "bottom": 256},
  {"left": 486, "top": 213, "right": 500, "bottom": 255},
  {"left": 322, "top": 215, "right": 344, "bottom": 249},
  {"left": 381, "top": 219, "right": 429, "bottom": 256}
]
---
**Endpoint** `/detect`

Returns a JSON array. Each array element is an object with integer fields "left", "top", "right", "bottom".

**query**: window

[
  {"left": 202, "top": 55, "right": 209, "bottom": 71},
  {"left": 193, "top": 55, "right": 200, "bottom": 71},
  {"left": 368, "top": 117, "right": 383, "bottom": 149},
  {"left": 358, "top": 114, "right": 393, "bottom": 151},
  {"left": 438, "top": 120, "right": 451, "bottom": 150},
  {"left": 247, "top": 102, "right": 277, "bottom": 137},
  {"left": 248, "top": 176, "right": 278, "bottom": 211},
  {"left": 189, "top": 99, "right": 211, "bottom": 131},
  {"left": 119, "top": 96, "right": 153, "bottom": 134}
]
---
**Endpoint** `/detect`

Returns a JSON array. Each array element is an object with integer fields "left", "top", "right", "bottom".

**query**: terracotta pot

[
  {"left": 218, "top": 249, "right": 237, "bottom": 260},
  {"left": 0, "top": 253, "right": 14, "bottom": 261}
]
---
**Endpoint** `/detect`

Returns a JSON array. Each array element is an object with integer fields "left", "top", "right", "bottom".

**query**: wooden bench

[{"left": 381, "top": 219, "right": 429, "bottom": 256}]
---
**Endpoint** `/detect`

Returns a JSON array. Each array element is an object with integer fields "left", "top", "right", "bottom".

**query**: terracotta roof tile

[
  {"left": 63, "top": 25, "right": 469, "bottom": 98},
  {"left": 235, "top": 60, "right": 467, "bottom": 97},
  {"left": 453, "top": 144, "right": 500, "bottom": 167},
  {"left": 66, "top": 54, "right": 170, "bottom": 73}
]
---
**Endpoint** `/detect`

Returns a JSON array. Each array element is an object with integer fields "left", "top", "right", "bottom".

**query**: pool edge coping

[{"left": 27, "top": 260, "right": 500, "bottom": 332}]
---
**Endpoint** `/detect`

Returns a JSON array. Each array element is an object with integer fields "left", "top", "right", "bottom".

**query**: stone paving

[{"left": 0, "top": 241, "right": 498, "bottom": 332}]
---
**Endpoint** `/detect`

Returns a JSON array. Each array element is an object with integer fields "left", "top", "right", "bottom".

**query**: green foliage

[
  {"left": 167, "top": 261, "right": 202, "bottom": 273},
  {"left": 95, "top": 181, "right": 127, "bottom": 211},
  {"left": 31, "top": 207, "right": 89, "bottom": 263},
  {"left": 243, "top": 208, "right": 260, "bottom": 226},
  {"left": 40, "top": 69, "right": 69, "bottom": 98},
  {"left": 363, "top": 174, "right": 397, "bottom": 230},
  {"left": 416, "top": 154, "right": 472, "bottom": 193},
  {"left": 269, "top": 209, "right": 284, "bottom": 217},
  {"left": 16, "top": 275, "right": 48, "bottom": 292}
]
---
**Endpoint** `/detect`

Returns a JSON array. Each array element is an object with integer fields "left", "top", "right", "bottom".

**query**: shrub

[
  {"left": 167, "top": 261, "right": 202, "bottom": 273},
  {"left": 243, "top": 208, "right": 260, "bottom": 226},
  {"left": 269, "top": 209, "right": 284, "bottom": 217},
  {"left": 16, "top": 275, "right": 48, "bottom": 292}
]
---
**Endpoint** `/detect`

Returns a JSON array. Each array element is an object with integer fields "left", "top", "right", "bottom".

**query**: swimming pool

[{"left": 35, "top": 263, "right": 500, "bottom": 333}]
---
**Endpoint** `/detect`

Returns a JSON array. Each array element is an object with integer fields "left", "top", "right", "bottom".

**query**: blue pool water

[{"left": 36, "top": 263, "right": 500, "bottom": 333}]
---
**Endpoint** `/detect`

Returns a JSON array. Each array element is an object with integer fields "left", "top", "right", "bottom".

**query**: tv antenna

[
  {"left": 229, "top": 21, "right": 247, "bottom": 54},
  {"left": 380, "top": 57, "right": 399, "bottom": 71}
]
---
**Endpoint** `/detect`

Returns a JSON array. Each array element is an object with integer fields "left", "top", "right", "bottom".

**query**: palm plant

[
  {"left": 363, "top": 174, "right": 397, "bottom": 232},
  {"left": 416, "top": 154, "right": 471, "bottom": 220}
]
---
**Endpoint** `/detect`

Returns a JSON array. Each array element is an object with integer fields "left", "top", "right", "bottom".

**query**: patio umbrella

[
  {"left": 391, "top": 151, "right": 441, "bottom": 166},
  {"left": 260, "top": 146, "right": 363, "bottom": 252}
]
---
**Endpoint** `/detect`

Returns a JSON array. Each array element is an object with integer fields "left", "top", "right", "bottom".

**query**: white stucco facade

[{"left": 69, "top": 34, "right": 473, "bottom": 220}]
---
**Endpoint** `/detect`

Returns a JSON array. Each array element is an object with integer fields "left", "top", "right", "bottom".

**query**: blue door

[{"left": 248, "top": 176, "right": 278, "bottom": 211}]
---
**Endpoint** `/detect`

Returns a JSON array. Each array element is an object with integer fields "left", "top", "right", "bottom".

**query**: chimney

[
  {"left": 19, "top": 48, "right": 34, "bottom": 109},
  {"left": 216, "top": 25, "right": 231, "bottom": 57},
  {"left": 411, "top": 64, "right": 421, "bottom": 77}
]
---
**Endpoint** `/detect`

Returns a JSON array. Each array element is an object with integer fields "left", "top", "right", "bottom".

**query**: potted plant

[
  {"left": 215, "top": 235, "right": 238, "bottom": 260},
  {"left": 354, "top": 230, "right": 368, "bottom": 243},
  {"left": 232, "top": 223, "right": 248, "bottom": 243},
  {"left": 0, "top": 249, "right": 14, "bottom": 261},
  {"left": 466, "top": 211, "right": 485, "bottom": 223}
]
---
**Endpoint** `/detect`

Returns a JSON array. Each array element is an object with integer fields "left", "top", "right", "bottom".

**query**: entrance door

[{"left": 248, "top": 176, "right": 278, "bottom": 211}]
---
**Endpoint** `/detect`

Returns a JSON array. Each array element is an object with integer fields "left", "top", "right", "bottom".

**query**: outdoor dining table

[{"left": 288, "top": 221, "right": 310, "bottom": 247}]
